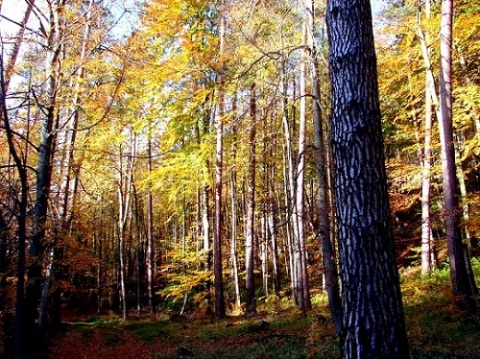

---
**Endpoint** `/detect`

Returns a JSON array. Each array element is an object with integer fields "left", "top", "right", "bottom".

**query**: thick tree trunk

[
  {"left": 438, "top": 0, "right": 478, "bottom": 312},
  {"left": 326, "top": 1, "right": 410, "bottom": 357}
]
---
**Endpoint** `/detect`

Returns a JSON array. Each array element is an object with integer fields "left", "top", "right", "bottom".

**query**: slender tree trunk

[
  {"left": 24, "top": 0, "right": 63, "bottom": 345},
  {"left": 280, "top": 56, "right": 296, "bottom": 297},
  {"left": 3, "top": 0, "right": 35, "bottom": 92},
  {"left": 305, "top": 0, "right": 342, "bottom": 333},
  {"left": 213, "top": 0, "right": 226, "bottom": 318},
  {"left": 245, "top": 84, "right": 257, "bottom": 313},
  {"left": 326, "top": 0, "right": 410, "bottom": 357},
  {"left": 438, "top": 0, "right": 478, "bottom": 312},
  {"left": 266, "top": 117, "right": 281, "bottom": 296},
  {"left": 230, "top": 117, "right": 241, "bottom": 309},
  {"left": 421, "top": 77, "right": 434, "bottom": 275},
  {"left": 417, "top": 1, "right": 436, "bottom": 275},
  {"left": 1, "top": 52, "right": 29, "bottom": 359},
  {"left": 146, "top": 129, "right": 156, "bottom": 313},
  {"left": 294, "top": 23, "right": 311, "bottom": 311},
  {"left": 117, "top": 135, "right": 136, "bottom": 321}
]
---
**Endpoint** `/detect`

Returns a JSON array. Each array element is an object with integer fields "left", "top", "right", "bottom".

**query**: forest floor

[{"left": 38, "top": 268, "right": 480, "bottom": 358}]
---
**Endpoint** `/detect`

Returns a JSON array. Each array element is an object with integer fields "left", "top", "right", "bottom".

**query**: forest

[{"left": 0, "top": 0, "right": 480, "bottom": 358}]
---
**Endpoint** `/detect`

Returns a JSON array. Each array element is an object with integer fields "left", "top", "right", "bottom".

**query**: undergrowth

[{"left": 47, "top": 267, "right": 480, "bottom": 359}]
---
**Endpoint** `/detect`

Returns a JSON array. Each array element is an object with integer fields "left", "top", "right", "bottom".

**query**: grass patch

[
  {"left": 123, "top": 321, "right": 171, "bottom": 342},
  {"left": 402, "top": 268, "right": 480, "bottom": 358}
]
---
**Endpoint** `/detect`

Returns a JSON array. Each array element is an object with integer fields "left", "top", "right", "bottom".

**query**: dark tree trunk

[
  {"left": 1, "top": 53, "right": 29, "bottom": 359},
  {"left": 326, "top": 1, "right": 410, "bottom": 357},
  {"left": 24, "top": 1, "right": 63, "bottom": 346}
]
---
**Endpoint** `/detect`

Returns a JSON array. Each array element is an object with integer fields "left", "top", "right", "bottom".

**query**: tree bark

[
  {"left": 117, "top": 134, "right": 136, "bottom": 321},
  {"left": 245, "top": 84, "right": 257, "bottom": 314},
  {"left": 326, "top": 1, "right": 410, "bottom": 357},
  {"left": 438, "top": 0, "right": 478, "bottom": 312},
  {"left": 213, "top": 0, "right": 226, "bottom": 318},
  {"left": 305, "top": 0, "right": 342, "bottom": 333},
  {"left": 294, "top": 23, "right": 311, "bottom": 311},
  {"left": 24, "top": 0, "right": 63, "bottom": 345},
  {"left": 416, "top": 1, "right": 436, "bottom": 275},
  {"left": 1, "top": 52, "right": 29, "bottom": 359},
  {"left": 3, "top": 0, "right": 35, "bottom": 92},
  {"left": 146, "top": 127, "right": 156, "bottom": 313}
]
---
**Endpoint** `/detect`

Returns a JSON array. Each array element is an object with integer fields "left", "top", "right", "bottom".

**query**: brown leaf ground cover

[
  {"left": 48, "top": 310, "right": 318, "bottom": 359},
  {"left": 27, "top": 268, "right": 480, "bottom": 358}
]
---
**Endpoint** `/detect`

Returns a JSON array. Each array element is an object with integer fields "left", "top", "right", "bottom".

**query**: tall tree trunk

[
  {"left": 438, "top": 0, "right": 478, "bottom": 312},
  {"left": 1, "top": 52, "right": 29, "bottom": 359},
  {"left": 421, "top": 75, "right": 434, "bottom": 275},
  {"left": 266, "top": 117, "right": 281, "bottom": 297},
  {"left": 213, "top": 0, "right": 226, "bottom": 318},
  {"left": 230, "top": 113, "right": 241, "bottom": 309},
  {"left": 417, "top": 1, "right": 436, "bottom": 275},
  {"left": 280, "top": 55, "right": 296, "bottom": 297},
  {"left": 146, "top": 128, "right": 156, "bottom": 313},
  {"left": 293, "top": 22, "right": 311, "bottom": 311},
  {"left": 305, "top": 0, "right": 342, "bottom": 333},
  {"left": 24, "top": 0, "right": 63, "bottom": 345},
  {"left": 326, "top": 0, "right": 410, "bottom": 357},
  {"left": 245, "top": 84, "right": 257, "bottom": 314},
  {"left": 117, "top": 134, "right": 136, "bottom": 321}
]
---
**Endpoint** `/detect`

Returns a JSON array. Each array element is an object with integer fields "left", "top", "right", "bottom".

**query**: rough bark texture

[{"left": 326, "top": 1, "right": 410, "bottom": 357}]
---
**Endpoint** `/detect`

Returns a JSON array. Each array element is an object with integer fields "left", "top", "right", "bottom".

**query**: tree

[
  {"left": 24, "top": 0, "right": 63, "bottom": 344},
  {"left": 417, "top": 0, "right": 436, "bottom": 275},
  {"left": 326, "top": 0, "right": 410, "bottom": 357},
  {"left": 245, "top": 83, "right": 257, "bottom": 314},
  {"left": 213, "top": 0, "right": 226, "bottom": 319},
  {"left": 304, "top": 0, "right": 342, "bottom": 333},
  {"left": 1, "top": 52, "right": 29, "bottom": 359},
  {"left": 437, "top": 0, "right": 478, "bottom": 312}
]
